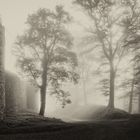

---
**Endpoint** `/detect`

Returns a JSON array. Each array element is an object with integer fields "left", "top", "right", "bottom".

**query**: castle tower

[{"left": 0, "top": 19, "right": 5, "bottom": 119}]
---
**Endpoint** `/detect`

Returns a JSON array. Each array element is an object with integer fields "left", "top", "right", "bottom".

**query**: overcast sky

[{"left": 0, "top": 0, "right": 89, "bottom": 73}]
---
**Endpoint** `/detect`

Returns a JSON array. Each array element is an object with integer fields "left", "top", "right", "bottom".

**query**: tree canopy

[{"left": 13, "top": 6, "right": 79, "bottom": 115}]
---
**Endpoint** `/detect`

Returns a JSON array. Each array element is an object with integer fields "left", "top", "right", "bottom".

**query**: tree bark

[
  {"left": 39, "top": 86, "right": 47, "bottom": 116},
  {"left": 0, "top": 23, "right": 5, "bottom": 120},
  {"left": 39, "top": 56, "right": 48, "bottom": 116},
  {"left": 108, "top": 61, "right": 115, "bottom": 109}
]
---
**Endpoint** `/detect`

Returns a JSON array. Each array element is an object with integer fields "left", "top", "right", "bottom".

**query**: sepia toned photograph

[{"left": 0, "top": 0, "right": 140, "bottom": 139}]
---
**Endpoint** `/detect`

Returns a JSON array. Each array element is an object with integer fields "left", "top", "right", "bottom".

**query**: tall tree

[
  {"left": 74, "top": 0, "right": 139, "bottom": 109},
  {"left": 0, "top": 20, "right": 5, "bottom": 120},
  {"left": 121, "top": 0, "right": 140, "bottom": 113},
  {"left": 13, "top": 6, "right": 79, "bottom": 116}
]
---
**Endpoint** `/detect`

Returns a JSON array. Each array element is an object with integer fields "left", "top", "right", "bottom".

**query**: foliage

[{"left": 13, "top": 6, "right": 79, "bottom": 108}]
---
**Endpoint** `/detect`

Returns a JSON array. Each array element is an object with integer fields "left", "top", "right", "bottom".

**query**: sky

[{"left": 0, "top": 0, "right": 88, "bottom": 73}]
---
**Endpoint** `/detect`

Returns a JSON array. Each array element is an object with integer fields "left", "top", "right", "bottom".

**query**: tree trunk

[
  {"left": 128, "top": 78, "right": 134, "bottom": 113},
  {"left": 39, "top": 86, "right": 47, "bottom": 116},
  {"left": 108, "top": 61, "right": 115, "bottom": 109},
  {"left": 83, "top": 78, "right": 87, "bottom": 105},
  {"left": 39, "top": 57, "right": 48, "bottom": 116},
  {"left": 0, "top": 23, "right": 5, "bottom": 120},
  {"left": 81, "top": 57, "right": 88, "bottom": 105},
  {"left": 138, "top": 93, "right": 140, "bottom": 113}
]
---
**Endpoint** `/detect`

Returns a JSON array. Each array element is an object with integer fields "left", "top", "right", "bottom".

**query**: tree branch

[
  {"left": 30, "top": 45, "right": 42, "bottom": 61},
  {"left": 28, "top": 65, "right": 41, "bottom": 88}
]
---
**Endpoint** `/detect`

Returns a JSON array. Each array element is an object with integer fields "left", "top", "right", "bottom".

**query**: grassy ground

[{"left": 0, "top": 112, "right": 140, "bottom": 140}]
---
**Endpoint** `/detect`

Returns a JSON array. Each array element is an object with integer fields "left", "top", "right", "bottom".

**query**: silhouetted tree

[
  {"left": 13, "top": 6, "right": 79, "bottom": 116},
  {"left": 0, "top": 21, "right": 5, "bottom": 120}
]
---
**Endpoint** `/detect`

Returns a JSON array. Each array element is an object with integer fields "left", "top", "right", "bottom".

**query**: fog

[{"left": 1, "top": 0, "right": 140, "bottom": 122}]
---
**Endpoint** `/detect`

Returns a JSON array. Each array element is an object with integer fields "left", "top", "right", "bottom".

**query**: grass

[{"left": 0, "top": 111, "right": 140, "bottom": 140}]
